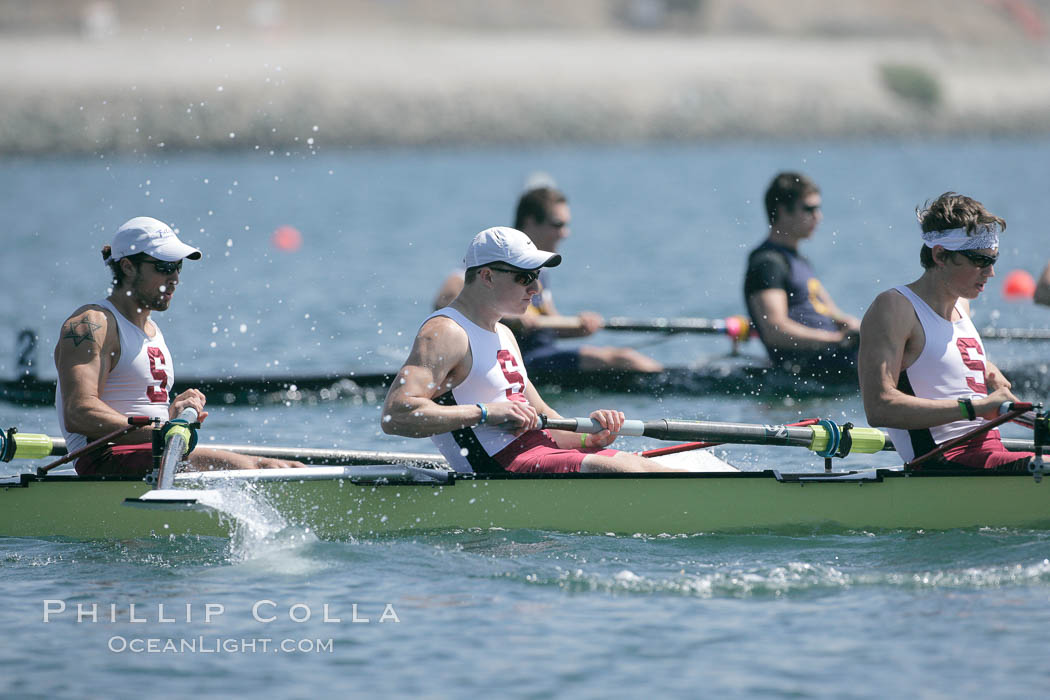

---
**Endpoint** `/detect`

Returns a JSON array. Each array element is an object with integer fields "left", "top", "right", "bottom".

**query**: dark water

[{"left": 2, "top": 140, "right": 1049, "bottom": 698}]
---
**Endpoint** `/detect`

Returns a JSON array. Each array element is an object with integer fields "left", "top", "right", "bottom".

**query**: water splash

[{"left": 191, "top": 480, "right": 323, "bottom": 571}]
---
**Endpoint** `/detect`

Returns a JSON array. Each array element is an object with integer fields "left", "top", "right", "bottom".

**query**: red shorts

[
  {"left": 493, "top": 430, "right": 618, "bottom": 474},
  {"left": 940, "top": 431, "right": 1033, "bottom": 471},
  {"left": 75, "top": 443, "right": 154, "bottom": 477}
]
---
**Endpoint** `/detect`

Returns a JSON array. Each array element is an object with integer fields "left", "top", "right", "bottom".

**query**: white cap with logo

[
  {"left": 464, "top": 226, "right": 561, "bottom": 270},
  {"left": 109, "top": 217, "right": 202, "bottom": 262}
]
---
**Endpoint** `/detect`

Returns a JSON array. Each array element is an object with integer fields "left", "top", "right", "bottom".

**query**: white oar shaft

[{"left": 156, "top": 407, "right": 198, "bottom": 491}]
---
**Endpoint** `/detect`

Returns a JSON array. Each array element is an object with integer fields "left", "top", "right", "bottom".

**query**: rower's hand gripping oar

[{"left": 537, "top": 415, "right": 887, "bottom": 468}]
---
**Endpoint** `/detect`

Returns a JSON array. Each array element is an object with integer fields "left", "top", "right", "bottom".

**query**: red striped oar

[
  {"left": 35, "top": 416, "right": 153, "bottom": 475},
  {"left": 906, "top": 402, "right": 1034, "bottom": 470},
  {"left": 604, "top": 315, "right": 756, "bottom": 342},
  {"left": 641, "top": 418, "right": 821, "bottom": 457}
]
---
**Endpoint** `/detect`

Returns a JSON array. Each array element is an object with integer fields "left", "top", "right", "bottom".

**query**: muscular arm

[
  {"left": 54, "top": 308, "right": 152, "bottom": 444},
  {"left": 381, "top": 317, "right": 482, "bottom": 437},
  {"left": 749, "top": 289, "right": 846, "bottom": 349},
  {"left": 858, "top": 290, "right": 1012, "bottom": 429},
  {"left": 1035, "top": 261, "right": 1050, "bottom": 307}
]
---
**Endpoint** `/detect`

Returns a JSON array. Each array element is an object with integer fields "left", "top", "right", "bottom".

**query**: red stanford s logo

[
  {"left": 496, "top": 349, "right": 526, "bottom": 401},
  {"left": 146, "top": 346, "right": 170, "bottom": 403},
  {"left": 955, "top": 337, "right": 987, "bottom": 394}
]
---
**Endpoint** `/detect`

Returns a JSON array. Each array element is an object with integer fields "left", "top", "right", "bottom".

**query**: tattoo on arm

[{"left": 63, "top": 319, "right": 102, "bottom": 347}]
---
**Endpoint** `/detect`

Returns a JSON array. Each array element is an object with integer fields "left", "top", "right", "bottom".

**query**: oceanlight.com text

[{"left": 108, "top": 636, "right": 334, "bottom": 654}]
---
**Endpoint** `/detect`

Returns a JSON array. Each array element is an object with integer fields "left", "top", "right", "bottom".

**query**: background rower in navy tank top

[{"left": 744, "top": 241, "right": 855, "bottom": 373}]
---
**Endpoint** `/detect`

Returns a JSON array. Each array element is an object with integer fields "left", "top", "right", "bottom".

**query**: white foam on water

[{"left": 191, "top": 481, "right": 324, "bottom": 572}]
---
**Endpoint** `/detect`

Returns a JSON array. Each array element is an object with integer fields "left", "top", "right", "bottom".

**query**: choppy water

[{"left": 2, "top": 139, "right": 1050, "bottom": 698}]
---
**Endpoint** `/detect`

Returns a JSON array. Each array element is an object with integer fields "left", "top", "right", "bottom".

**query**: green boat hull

[{"left": 4, "top": 468, "right": 1050, "bottom": 539}]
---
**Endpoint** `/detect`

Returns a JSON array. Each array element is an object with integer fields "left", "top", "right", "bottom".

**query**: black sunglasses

[
  {"left": 140, "top": 259, "right": 183, "bottom": 274},
  {"left": 955, "top": 250, "right": 998, "bottom": 269},
  {"left": 488, "top": 266, "right": 541, "bottom": 286}
]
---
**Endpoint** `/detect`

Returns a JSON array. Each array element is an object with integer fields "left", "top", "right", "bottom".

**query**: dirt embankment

[{"left": 3, "top": 1, "right": 1050, "bottom": 153}]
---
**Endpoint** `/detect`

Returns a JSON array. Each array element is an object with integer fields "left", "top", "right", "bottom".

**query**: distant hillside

[{"left": 2, "top": 0, "right": 1047, "bottom": 42}]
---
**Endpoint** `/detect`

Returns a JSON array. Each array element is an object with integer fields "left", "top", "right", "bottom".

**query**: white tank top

[
  {"left": 424, "top": 307, "right": 530, "bottom": 473},
  {"left": 56, "top": 299, "right": 174, "bottom": 460},
  {"left": 885, "top": 285, "right": 994, "bottom": 462}
]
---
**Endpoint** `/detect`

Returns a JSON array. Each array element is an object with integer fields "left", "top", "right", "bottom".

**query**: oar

[
  {"left": 604, "top": 316, "right": 1050, "bottom": 342},
  {"left": 906, "top": 402, "right": 1036, "bottom": 469},
  {"left": 196, "top": 444, "right": 448, "bottom": 467},
  {"left": 35, "top": 416, "right": 153, "bottom": 475},
  {"left": 538, "top": 414, "right": 1043, "bottom": 457},
  {"left": 1, "top": 431, "right": 448, "bottom": 468},
  {"left": 538, "top": 415, "right": 887, "bottom": 456},
  {"left": 604, "top": 316, "right": 756, "bottom": 341}
]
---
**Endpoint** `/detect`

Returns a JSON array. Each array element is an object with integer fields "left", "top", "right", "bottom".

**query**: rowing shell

[{"left": 3, "top": 461, "right": 1049, "bottom": 539}]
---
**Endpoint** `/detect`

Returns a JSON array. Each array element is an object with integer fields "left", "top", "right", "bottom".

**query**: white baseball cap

[
  {"left": 464, "top": 226, "right": 561, "bottom": 270},
  {"left": 109, "top": 217, "right": 202, "bottom": 262}
]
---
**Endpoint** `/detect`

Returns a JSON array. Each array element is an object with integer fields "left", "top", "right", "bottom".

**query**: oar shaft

[
  {"left": 604, "top": 316, "right": 756, "bottom": 339},
  {"left": 605, "top": 317, "right": 729, "bottom": 334},
  {"left": 542, "top": 416, "right": 816, "bottom": 448},
  {"left": 0, "top": 434, "right": 449, "bottom": 468},
  {"left": 203, "top": 444, "right": 449, "bottom": 467},
  {"left": 157, "top": 407, "right": 198, "bottom": 490}
]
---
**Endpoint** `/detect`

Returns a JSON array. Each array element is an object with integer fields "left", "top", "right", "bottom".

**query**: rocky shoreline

[{"left": 4, "top": 32, "right": 1050, "bottom": 154}]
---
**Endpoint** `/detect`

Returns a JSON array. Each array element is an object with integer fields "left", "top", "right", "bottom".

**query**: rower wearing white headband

[{"left": 857, "top": 192, "right": 1033, "bottom": 471}]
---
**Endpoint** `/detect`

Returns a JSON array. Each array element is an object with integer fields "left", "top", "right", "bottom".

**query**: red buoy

[
  {"left": 1003, "top": 269, "right": 1036, "bottom": 300},
  {"left": 271, "top": 225, "right": 302, "bottom": 252}
]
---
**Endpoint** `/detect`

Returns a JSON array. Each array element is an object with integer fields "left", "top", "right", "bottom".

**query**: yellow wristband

[{"left": 580, "top": 433, "right": 588, "bottom": 449}]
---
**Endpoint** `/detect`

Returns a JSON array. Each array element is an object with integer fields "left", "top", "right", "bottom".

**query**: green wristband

[{"left": 580, "top": 433, "right": 588, "bottom": 449}]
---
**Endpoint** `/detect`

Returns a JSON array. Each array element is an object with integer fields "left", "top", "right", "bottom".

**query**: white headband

[{"left": 921, "top": 224, "right": 999, "bottom": 251}]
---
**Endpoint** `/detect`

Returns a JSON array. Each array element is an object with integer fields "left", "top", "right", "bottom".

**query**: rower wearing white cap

[
  {"left": 858, "top": 193, "right": 1033, "bottom": 470},
  {"left": 383, "top": 226, "right": 675, "bottom": 473},
  {"left": 54, "top": 216, "right": 305, "bottom": 476}
]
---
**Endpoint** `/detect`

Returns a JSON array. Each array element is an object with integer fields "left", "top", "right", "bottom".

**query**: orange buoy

[
  {"left": 271, "top": 225, "right": 302, "bottom": 252},
  {"left": 1002, "top": 269, "right": 1036, "bottom": 300}
]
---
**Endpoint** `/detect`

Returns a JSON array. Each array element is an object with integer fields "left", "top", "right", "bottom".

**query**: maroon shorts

[
  {"left": 493, "top": 430, "right": 618, "bottom": 474},
  {"left": 940, "top": 431, "right": 1033, "bottom": 471},
  {"left": 75, "top": 443, "right": 154, "bottom": 477}
]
